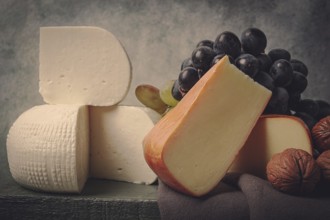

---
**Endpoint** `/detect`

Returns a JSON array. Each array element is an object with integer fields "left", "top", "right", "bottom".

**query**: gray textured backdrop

[{"left": 1, "top": 0, "right": 329, "bottom": 181}]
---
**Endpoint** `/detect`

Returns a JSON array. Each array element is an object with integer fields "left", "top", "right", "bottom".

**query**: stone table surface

[
  {"left": 0, "top": 174, "right": 160, "bottom": 219},
  {"left": 0, "top": 0, "right": 329, "bottom": 219}
]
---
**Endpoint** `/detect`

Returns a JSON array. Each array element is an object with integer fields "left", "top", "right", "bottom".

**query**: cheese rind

[
  {"left": 229, "top": 115, "right": 313, "bottom": 178},
  {"left": 39, "top": 26, "right": 132, "bottom": 106},
  {"left": 143, "top": 56, "right": 272, "bottom": 196},
  {"left": 90, "top": 106, "right": 159, "bottom": 184},
  {"left": 6, "top": 104, "right": 89, "bottom": 193}
]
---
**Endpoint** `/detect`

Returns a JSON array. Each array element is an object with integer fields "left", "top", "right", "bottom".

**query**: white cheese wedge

[
  {"left": 89, "top": 106, "right": 160, "bottom": 184},
  {"left": 39, "top": 26, "right": 132, "bottom": 106},
  {"left": 229, "top": 115, "right": 313, "bottom": 178},
  {"left": 143, "top": 56, "right": 272, "bottom": 196},
  {"left": 7, "top": 104, "right": 89, "bottom": 193}
]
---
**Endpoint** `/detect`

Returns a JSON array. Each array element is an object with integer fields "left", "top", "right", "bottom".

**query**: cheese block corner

[
  {"left": 39, "top": 26, "right": 132, "bottom": 106},
  {"left": 143, "top": 56, "right": 272, "bottom": 196},
  {"left": 89, "top": 105, "right": 160, "bottom": 185},
  {"left": 6, "top": 104, "right": 89, "bottom": 193},
  {"left": 229, "top": 114, "right": 313, "bottom": 178}
]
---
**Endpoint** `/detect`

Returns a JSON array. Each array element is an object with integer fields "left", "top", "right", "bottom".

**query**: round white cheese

[
  {"left": 89, "top": 105, "right": 160, "bottom": 184},
  {"left": 39, "top": 26, "right": 132, "bottom": 106},
  {"left": 7, "top": 104, "right": 89, "bottom": 193}
]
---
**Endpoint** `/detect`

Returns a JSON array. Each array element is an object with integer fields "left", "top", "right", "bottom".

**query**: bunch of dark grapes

[{"left": 170, "top": 27, "right": 330, "bottom": 132}]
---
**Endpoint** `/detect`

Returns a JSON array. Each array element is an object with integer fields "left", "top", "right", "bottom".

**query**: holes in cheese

[
  {"left": 6, "top": 105, "right": 89, "bottom": 193},
  {"left": 229, "top": 115, "right": 313, "bottom": 178},
  {"left": 143, "top": 56, "right": 272, "bottom": 197},
  {"left": 39, "top": 26, "right": 132, "bottom": 106},
  {"left": 89, "top": 106, "right": 160, "bottom": 184}
]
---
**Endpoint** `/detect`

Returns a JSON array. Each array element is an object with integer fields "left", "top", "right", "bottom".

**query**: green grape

[{"left": 159, "top": 80, "right": 180, "bottom": 107}]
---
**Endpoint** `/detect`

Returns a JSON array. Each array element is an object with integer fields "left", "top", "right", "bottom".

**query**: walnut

[
  {"left": 312, "top": 116, "right": 330, "bottom": 152},
  {"left": 266, "top": 148, "right": 320, "bottom": 195},
  {"left": 316, "top": 150, "right": 330, "bottom": 182}
]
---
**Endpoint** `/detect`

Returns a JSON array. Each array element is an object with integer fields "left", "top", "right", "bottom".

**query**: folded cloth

[
  {"left": 235, "top": 174, "right": 330, "bottom": 220},
  {"left": 157, "top": 173, "right": 330, "bottom": 220},
  {"left": 157, "top": 179, "right": 249, "bottom": 220}
]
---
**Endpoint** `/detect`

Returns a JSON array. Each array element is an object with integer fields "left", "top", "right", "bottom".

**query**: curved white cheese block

[
  {"left": 90, "top": 106, "right": 160, "bottom": 184},
  {"left": 7, "top": 104, "right": 89, "bottom": 193},
  {"left": 39, "top": 26, "right": 132, "bottom": 106}
]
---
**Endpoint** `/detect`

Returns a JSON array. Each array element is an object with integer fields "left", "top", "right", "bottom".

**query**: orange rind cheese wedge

[
  {"left": 143, "top": 56, "right": 272, "bottom": 196},
  {"left": 229, "top": 115, "right": 313, "bottom": 178}
]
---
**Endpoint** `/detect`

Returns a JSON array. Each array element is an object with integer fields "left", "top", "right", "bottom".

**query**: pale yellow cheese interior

[
  {"left": 162, "top": 58, "right": 272, "bottom": 196},
  {"left": 229, "top": 116, "right": 312, "bottom": 178}
]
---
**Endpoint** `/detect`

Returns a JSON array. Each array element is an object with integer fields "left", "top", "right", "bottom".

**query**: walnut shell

[
  {"left": 266, "top": 148, "right": 320, "bottom": 195},
  {"left": 312, "top": 116, "right": 330, "bottom": 152},
  {"left": 316, "top": 150, "right": 330, "bottom": 182}
]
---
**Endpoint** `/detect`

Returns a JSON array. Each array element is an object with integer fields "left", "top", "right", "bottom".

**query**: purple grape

[
  {"left": 316, "top": 100, "right": 330, "bottom": 108},
  {"left": 295, "top": 99, "right": 319, "bottom": 117},
  {"left": 290, "top": 59, "right": 308, "bottom": 76},
  {"left": 315, "top": 100, "right": 330, "bottom": 120},
  {"left": 196, "top": 40, "right": 214, "bottom": 49},
  {"left": 269, "top": 59, "right": 294, "bottom": 87},
  {"left": 286, "top": 71, "right": 308, "bottom": 94},
  {"left": 316, "top": 107, "right": 330, "bottom": 121},
  {"left": 211, "top": 53, "right": 226, "bottom": 66},
  {"left": 191, "top": 46, "right": 216, "bottom": 71},
  {"left": 268, "top": 48, "right": 291, "bottom": 62},
  {"left": 181, "top": 57, "right": 194, "bottom": 70},
  {"left": 213, "top": 31, "right": 241, "bottom": 58},
  {"left": 197, "top": 68, "right": 207, "bottom": 78},
  {"left": 254, "top": 71, "right": 275, "bottom": 91},
  {"left": 211, "top": 53, "right": 234, "bottom": 66},
  {"left": 235, "top": 54, "right": 259, "bottom": 78},
  {"left": 294, "top": 112, "right": 317, "bottom": 131},
  {"left": 256, "top": 53, "right": 272, "bottom": 72},
  {"left": 266, "top": 87, "right": 290, "bottom": 114},
  {"left": 241, "top": 27, "right": 267, "bottom": 55},
  {"left": 172, "top": 79, "right": 183, "bottom": 101},
  {"left": 178, "top": 67, "right": 200, "bottom": 92},
  {"left": 288, "top": 92, "right": 301, "bottom": 110}
]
